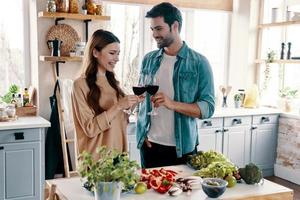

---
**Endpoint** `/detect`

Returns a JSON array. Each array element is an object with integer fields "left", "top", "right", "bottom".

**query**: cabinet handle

[
  {"left": 261, "top": 117, "right": 270, "bottom": 123},
  {"left": 14, "top": 132, "right": 24, "bottom": 140},
  {"left": 0, "top": 146, "right": 3, "bottom": 150},
  {"left": 215, "top": 129, "right": 222, "bottom": 133},
  {"left": 203, "top": 121, "right": 212, "bottom": 127},
  {"left": 251, "top": 126, "right": 257, "bottom": 130},
  {"left": 223, "top": 128, "right": 229, "bottom": 132},
  {"left": 232, "top": 118, "right": 242, "bottom": 125}
]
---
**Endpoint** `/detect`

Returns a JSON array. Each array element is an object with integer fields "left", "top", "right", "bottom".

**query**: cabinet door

[
  {"left": 198, "top": 128, "right": 223, "bottom": 153},
  {"left": 127, "top": 134, "right": 141, "bottom": 165},
  {"left": 2, "top": 142, "right": 40, "bottom": 200},
  {"left": 251, "top": 124, "right": 277, "bottom": 172},
  {"left": 0, "top": 146, "right": 4, "bottom": 199},
  {"left": 223, "top": 126, "right": 251, "bottom": 168}
]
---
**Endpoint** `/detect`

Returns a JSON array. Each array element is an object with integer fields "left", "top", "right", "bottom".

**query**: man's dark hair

[{"left": 146, "top": 2, "right": 182, "bottom": 32}]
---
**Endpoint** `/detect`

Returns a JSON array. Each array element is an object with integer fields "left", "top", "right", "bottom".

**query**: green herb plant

[
  {"left": 1, "top": 84, "right": 19, "bottom": 103},
  {"left": 234, "top": 94, "right": 241, "bottom": 101},
  {"left": 78, "top": 146, "right": 140, "bottom": 192},
  {"left": 279, "top": 87, "right": 298, "bottom": 99}
]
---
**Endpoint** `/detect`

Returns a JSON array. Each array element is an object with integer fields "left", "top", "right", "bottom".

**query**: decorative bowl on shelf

[{"left": 201, "top": 178, "right": 227, "bottom": 198}]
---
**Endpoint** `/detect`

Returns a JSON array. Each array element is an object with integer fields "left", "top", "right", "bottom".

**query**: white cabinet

[
  {"left": 127, "top": 123, "right": 140, "bottom": 164},
  {"left": 223, "top": 116, "right": 252, "bottom": 168},
  {"left": 197, "top": 118, "right": 223, "bottom": 152},
  {"left": 197, "top": 113, "right": 278, "bottom": 175},
  {"left": 251, "top": 115, "right": 278, "bottom": 176}
]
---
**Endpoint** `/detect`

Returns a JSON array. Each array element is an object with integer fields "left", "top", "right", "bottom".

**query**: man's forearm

[{"left": 170, "top": 101, "right": 201, "bottom": 118}]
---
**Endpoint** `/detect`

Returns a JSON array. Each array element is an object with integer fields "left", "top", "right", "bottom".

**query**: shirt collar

[{"left": 155, "top": 41, "right": 188, "bottom": 59}]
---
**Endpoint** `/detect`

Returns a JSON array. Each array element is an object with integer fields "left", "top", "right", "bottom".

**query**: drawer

[
  {"left": 224, "top": 116, "right": 251, "bottom": 127},
  {"left": 0, "top": 128, "right": 41, "bottom": 144},
  {"left": 253, "top": 114, "right": 278, "bottom": 125},
  {"left": 197, "top": 118, "right": 223, "bottom": 129}
]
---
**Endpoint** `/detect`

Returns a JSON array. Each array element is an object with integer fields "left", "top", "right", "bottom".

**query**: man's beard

[{"left": 156, "top": 35, "right": 174, "bottom": 48}]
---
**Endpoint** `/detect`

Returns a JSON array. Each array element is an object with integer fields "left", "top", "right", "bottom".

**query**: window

[
  {"left": 259, "top": 0, "right": 300, "bottom": 107},
  {"left": 0, "top": 0, "right": 30, "bottom": 96},
  {"left": 105, "top": 3, "right": 230, "bottom": 95}
]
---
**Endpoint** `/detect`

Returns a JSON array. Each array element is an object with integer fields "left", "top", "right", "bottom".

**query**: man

[{"left": 136, "top": 2, "right": 215, "bottom": 168}]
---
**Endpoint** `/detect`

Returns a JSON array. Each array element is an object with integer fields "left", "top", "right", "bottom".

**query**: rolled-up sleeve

[
  {"left": 196, "top": 57, "right": 215, "bottom": 119},
  {"left": 72, "top": 80, "right": 111, "bottom": 138}
]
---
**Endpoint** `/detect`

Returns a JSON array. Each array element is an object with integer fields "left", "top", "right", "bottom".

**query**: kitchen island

[{"left": 47, "top": 165, "right": 293, "bottom": 200}]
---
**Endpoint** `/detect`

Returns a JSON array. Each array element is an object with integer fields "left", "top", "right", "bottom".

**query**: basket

[
  {"left": 16, "top": 106, "right": 37, "bottom": 116},
  {"left": 46, "top": 24, "right": 80, "bottom": 56}
]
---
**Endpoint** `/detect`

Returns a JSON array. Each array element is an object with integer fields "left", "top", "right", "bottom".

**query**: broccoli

[{"left": 239, "top": 163, "right": 263, "bottom": 184}]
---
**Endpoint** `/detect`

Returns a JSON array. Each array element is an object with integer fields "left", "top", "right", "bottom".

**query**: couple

[{"left": 72, "top": 2, "right": 215, "bottom": 168}]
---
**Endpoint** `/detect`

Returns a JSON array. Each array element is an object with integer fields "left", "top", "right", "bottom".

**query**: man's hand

[{"left": 151, "top": 92, "right": 174, "bottom": 110}]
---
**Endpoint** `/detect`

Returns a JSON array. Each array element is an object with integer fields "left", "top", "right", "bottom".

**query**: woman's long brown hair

[{"left": 84, "top": 29, "right": 124, "bottom": 115}]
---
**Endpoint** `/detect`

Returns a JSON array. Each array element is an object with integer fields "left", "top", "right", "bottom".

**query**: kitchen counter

[
  {"left": 47, "top": 165, "right": 293, "bottom": 200},
  {"left": 212, "top": 107, "right": 280, "bottom": 118},
  {"left": 0, "top": 116, "right": 50, "bottom": 130}
]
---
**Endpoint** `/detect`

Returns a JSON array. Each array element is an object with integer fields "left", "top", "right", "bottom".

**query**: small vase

[{"left": 95, "top": 182, "right": 122, "bottom": 200}]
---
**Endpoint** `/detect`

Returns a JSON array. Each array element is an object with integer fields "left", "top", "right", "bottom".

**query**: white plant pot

[
  {"left": 234, "top": 100, "right": 242, "bottom": 108},
  {"left": 95, "top": 182, "right": 122, "bottom": 200}
]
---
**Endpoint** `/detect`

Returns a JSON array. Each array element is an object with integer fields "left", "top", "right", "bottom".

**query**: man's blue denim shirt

[{"left": 136, "top": 42, "right": 215, "bottom": 157}]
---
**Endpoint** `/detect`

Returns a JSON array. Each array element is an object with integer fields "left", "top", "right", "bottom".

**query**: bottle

[
  {"left": 17, "top": 94, "right": 23, "bottom": 107},
  {"left": 23, "top": 88, "right": 30, "bottom": 107},
  {"left": 11, "top": 94, "right": 17, "bottom": 107}
]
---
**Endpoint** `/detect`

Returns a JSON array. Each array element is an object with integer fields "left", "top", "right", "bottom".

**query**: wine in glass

[
  {"left": 145, "top": 76, "right": 159, "bottom": 116},
  {"left": 132, "top": 86, "right": 146, "bottom": 96}
]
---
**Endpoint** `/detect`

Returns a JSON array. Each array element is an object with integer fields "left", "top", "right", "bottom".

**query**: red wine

[
  {"left": 146, "top": 85, "right": 159, "bottom": 95},
  {"left": 132, "top": 86, "right": 146, "bottom": 95}
]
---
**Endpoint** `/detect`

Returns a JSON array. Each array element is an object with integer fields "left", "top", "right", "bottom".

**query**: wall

[
  {"left": 36, "top": 0, "right": 108, "bottom": 119},
  {"left": 35, "top": 0, "right": 259, "bottom": 119},
  {"left": 227, "top": 0, "right": 259, "bottom": 93}
]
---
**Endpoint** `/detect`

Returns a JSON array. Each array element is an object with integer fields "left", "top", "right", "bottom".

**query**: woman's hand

[{"left": 117, "top": 95, "right": 140, "bottom": 110}]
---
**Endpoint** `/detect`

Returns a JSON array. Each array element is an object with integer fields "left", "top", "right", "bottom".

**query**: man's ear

[
  {"left": 172, "top": 21, "right": 179, "bottom": 33},
  {"left": 93, "top": 48, "right": 99, "bottom": 58}
]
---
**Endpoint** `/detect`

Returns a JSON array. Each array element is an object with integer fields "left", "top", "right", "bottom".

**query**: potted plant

[
  {"left": 278, "top": 87, "right": 298, "bottom": 112},
  {"left": 234, "top": 93, "right": 242, "bottom": 108},
  {"left": 78, "top": 146, "right": 140, "bottom": 200}
]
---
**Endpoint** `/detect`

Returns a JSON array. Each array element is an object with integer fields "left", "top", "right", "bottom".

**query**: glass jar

[
  {"left": 6, "top": 104, "right": 16, "bottom": 118},
  {"left": 46, "top": 0, "right": 56, "bottom": 13},
  {"left": 0, "top": 107, "right": 8, "bottom": 121}
]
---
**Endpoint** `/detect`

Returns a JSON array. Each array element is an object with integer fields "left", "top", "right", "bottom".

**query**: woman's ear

[{"left": 93, "top": 48, "right": 99, "bottom": 58}]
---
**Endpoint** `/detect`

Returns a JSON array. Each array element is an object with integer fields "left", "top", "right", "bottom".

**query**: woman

[{"left": 72, "top": 29, "right": 140, "bottom": 159}]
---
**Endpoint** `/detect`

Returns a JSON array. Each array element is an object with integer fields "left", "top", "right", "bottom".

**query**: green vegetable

[
  {"left": 239, "top": 163, "right": 262, "bottom": 184},
  {"left": 188, "top": 150, "right": 229, "bottom": 170},
  {"left": 193, "top": 161, "right": 237, "bottom": 179},
  {"left": 78, "top": 146, "right": 140, "bottom": 192}
]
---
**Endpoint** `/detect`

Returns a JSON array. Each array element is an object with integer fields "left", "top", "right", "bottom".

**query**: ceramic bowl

[{"left": 201, "top": 178, "right": 228, "bottom": 198}]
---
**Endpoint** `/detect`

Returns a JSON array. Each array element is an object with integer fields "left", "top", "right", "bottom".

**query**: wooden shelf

[
  {"left": 40, "top": 56, "right": 83, "bottom": 62},
  {"left": 255, "top": 59, "right": 300, "bottom": 64},
  {"left": 38, "top": 11, "right": 110, "bottom": 21},
  {"left": 258, "top": 20, "right": 300, "bottom": 29}
]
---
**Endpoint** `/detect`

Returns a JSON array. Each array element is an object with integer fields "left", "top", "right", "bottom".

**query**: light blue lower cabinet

[
  {"left": 0, "top": 128, "right": 44, "bottom": 200},
  {"left": 197, "top": 114, "right": 278, "bottom": 176}
]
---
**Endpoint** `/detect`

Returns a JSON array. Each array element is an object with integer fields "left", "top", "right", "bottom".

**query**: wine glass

[{"left": 145, "top": 75, "right": 159, "bottom": 116}]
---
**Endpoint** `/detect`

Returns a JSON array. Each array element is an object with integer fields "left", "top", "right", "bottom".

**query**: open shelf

[
  {"left": 255, "top": 59, "right": 300, "bottom": 64},
  {"left": 39, "top": 55, "right": 83, "bottom": 62},
  {"left": 38, "top": 11, "right": 110, "bottom": 21},
  {"left": 258, "top": 20, "right": 300, "bottom": 29}
]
